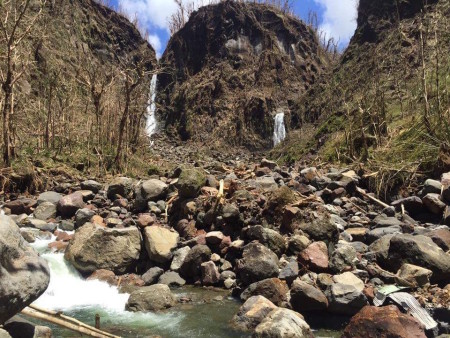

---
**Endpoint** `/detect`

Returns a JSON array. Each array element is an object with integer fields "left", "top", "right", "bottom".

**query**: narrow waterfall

[
  {"left": 273, "top": 112, "right": 286, "bottom": 146},
  {"left": 146, "top": 74, "right": 158, "bottom": 138}
]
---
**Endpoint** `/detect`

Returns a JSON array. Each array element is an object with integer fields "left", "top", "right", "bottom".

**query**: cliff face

[{"left": 157, "top": 0, "right": 327, "bottom": 150}]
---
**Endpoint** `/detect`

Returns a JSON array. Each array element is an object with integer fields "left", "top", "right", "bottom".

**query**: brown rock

[
  {"left": 87, "top": 269, "right": 116, "bottom": 285},
  {"left": 57, "top": 192, "right": 85, "bottom": 217},
  {"left": 342, "top": 305, "right": 426, "bottom": 338},
  {"left": 48, "top": 241, "right": 69, "bottom": 253},
  {"left": 137, "top": 214, "right": 155, "bottom": 228},
  {"left": 201, "top": 261, "right": 220, "bottom": 285},
  {"left": 241, "top": 278, "right": 289, "bottom": 306},
  {"left": 4, "top": 198, "right": 37, "bottom": 215},
  {"left": 299, "top": 241, "right": 329, "bottom": 272},
  {"left": 91, "top": 215, "right": 106, "bottom": 227}
]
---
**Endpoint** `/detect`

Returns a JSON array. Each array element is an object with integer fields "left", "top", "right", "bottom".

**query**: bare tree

[{"left": 0, "top": 0, "right": 46, "bottom": 165}]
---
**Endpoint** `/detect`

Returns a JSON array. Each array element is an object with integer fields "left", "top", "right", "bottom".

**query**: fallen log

[{"left": 21, "top": 305, "right": 120, "bottom": 338}]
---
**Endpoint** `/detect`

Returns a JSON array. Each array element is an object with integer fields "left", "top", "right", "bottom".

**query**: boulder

[
  {"left": 0, "top": 329, "right": 11, "bottom": 338},
  {"left": 254, "top": 308, "right": 314, "bottom": 338},
  {"left": 144, "top": 226, "right": 179, "bottom": 264},
  {"left": 422, "top": 193, "right": 446, "bottom": 214},
  {"left": 33, "top": 202, "right": 57, "bottom": 221},
  {"left": 423, "top": 179, "right": 442, "bottom": 195},
  {"left": 0, "top": 215, "right": 50, "bottom": 324},
  {"left": 342, "top": 305, "right": 426, "bottom": 338},
  {"left": 244, "top": 225, "right": 287, "bottom": 256},
  {"left": 205, "top": 231, "right": 224, "bottom": 245},
  {"left": 231, "top": 296, "right": 278, "bottom": 331},
  {"left": 57, "top": 192, "right": 85, "bottom": 217},
  {"left": 80, "top": 180, "right": 103, "bottom": 193},
  {"left": 328, "top": 272, "right": 368, "bottom": 315},
  {"left": 236, "top": 242, "right": 279, "bottom": 285},
  {"left": 175, "top": 168, "right": 206, "bottom": 199},
  {"left": 426, "top": 228, "right": 450, "bottom": 251},
  {"left": 396, "top": 263, "right": 432, "bottom": 287},
  {"left": 24, "top": 219, "right": 56, "bottom": 232},
  {"left": 240, "top": 278, "right": 289, "bottom": 306},
  {"left": 75, "top": 208, "right": 96, "bottom": 228},
  {"left": 384, "top": 234, "right": 450, "bottom": 282},
  {"left": 135, "top": 179, "right": 168, "bottom": 211},
  {"left": 297, "top": 213, "right": 338, "bottom": 244},
  {"left": 279, "top": 259, "right": 299, "bottom": 284},
  {"left": 330, "top": 243, "right": 358, "bottom": 273},
  {"left": 298, "top": 241, "right": 329, "bottom": 272},
  {"left": 141, "top": 267, "right": 164, "bottom": 285},
  {"left": 290, "top": 280, "right": 328, "bottom": 312},
  {"left": 391, "top": 196, "right": 424, "bottom": 216},
  {"left": 3, "top": 316, "right": 52, "bottom": 338},
  {"left": 65, "top": 223, "right": 142, "bottom": 274},
  {"left": 125, "top": 284, "right": 176, "bottom": 312},
  {"left": 372, "top": 215, "right": 403, "bottom": 228},
  {"left": 4, "top": 198, "right": 37, "bottom": 215},
  {"left": 158, "top": 271, "right": 186, "bottom": 287},
  {"left": 37, "top": 191, "right": 62, "bottom": 205},
  {"left": 170, "top": 246, "right": 191, "bottom": 271},
  {"left": 106, "top": 177, "right": 134, "bottom": 200},
  {"left": 201, "top": 261, "right": 220, "bottom": 285},
  {"left": 179, "top": 244, "right": 211, "bottom": 281}
]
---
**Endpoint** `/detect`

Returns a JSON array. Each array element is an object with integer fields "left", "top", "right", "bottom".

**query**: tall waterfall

[
  {"left": 146, "top": 74, "right": 158, "bottom": 137},
  {"left": 273, "top": 112, "right": 286, "bottom": 146}
]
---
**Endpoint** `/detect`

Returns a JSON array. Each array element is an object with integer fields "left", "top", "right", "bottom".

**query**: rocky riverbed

[{"left": 0, "top": 158, "right": 449, "bottom": 337}]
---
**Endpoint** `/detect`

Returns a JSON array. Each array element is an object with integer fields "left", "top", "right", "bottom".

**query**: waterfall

[
  {"left": 273, "top": 112, "right": 286, "bottom": 146},
  {"left": 146, "top": 74, "right": 158, "bottom": 138}
]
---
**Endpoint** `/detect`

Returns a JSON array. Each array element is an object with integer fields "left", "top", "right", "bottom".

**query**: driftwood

[
  {"left": 356, "top": 187, "right": 390, "bottom": 209},
  {"left": 21, "top": 305, "right": 120, "bottom": 338}
]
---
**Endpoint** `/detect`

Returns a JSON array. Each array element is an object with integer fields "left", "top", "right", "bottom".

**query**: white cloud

[
  {"left": 148, "top": 33, "right": 162, "bottom": 58},
  {"left": 313, "top": 0, "right": 358, "bottom": 45}
]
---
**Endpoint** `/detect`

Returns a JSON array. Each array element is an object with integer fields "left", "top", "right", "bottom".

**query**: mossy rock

[{"left": 175, "top": 168, "right": 206, "bottom": 199}]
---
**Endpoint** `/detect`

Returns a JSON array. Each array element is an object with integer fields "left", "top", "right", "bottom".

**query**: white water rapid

[
  {"left": 273, "top": 111, "right": 286, "bottom": 146},
  {"left": 146, "top": 74, "right": 158, "bottom": 138}
]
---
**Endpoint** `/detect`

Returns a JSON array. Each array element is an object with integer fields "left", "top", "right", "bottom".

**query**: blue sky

[{"left": 109, "top": 0, "right": 358, "bottom": 57}]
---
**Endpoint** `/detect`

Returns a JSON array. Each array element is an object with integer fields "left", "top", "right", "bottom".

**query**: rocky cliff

[{"left": 157, "top": 0, "right": 327, "bottom": 150}]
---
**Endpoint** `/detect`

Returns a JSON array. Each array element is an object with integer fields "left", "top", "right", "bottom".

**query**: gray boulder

[
  {"left": 391, "top": 196, "right": 424, "bottom": 216},
  {"left": 179, "top": 245, "right": 211, "bottom": 281},
  {"left": 170, "top": 246, "right": 191, "bottom": 271},
  {"left": 158, "top": 271, "right": 186, "bottom": 287},
  {"left": 422, "top": 193, "right": 446, "bottom": 214},
  {"left": 327, "top": 272, "right": 368, "bottom": 315},
  {"left": 75, "top": 208, "right": 96, "bottom": 228},
  {"left": 33, "top": 202, "right": 57, "bottom": 221},
  {"left": 0, "top": 215, "right": 50, "bottom": 324},
  {"left": 106, "top": 177, "right": 134, "bottom": 200},
  {"left": 135, "top": 179, "right": 168, "bottom": 211},
  {"left": 80, "top": 180, "right": 103, "bottom": 193},
  {"left": 290, "top": 280, "right": 328, "bottom": 312},
  {"left": 236, "top": 243, "right": 279, "bottom": 286},
  {"left": 232, "top": 296, "right": 278, "bottom": 331},
  {"left": 254, "top": 308, "right": 314, "bottom": 338},
  {"left": 125, "top": 284, "right": 176, "bottom": 312},
  {"left": 65, "top": 223, "right": 142, "bottom": 274},
  {"left": 245, "top": 225, "right": 286, "bottom": 256},
  {"left": 142, "top": 267, "right": 164, "bottom": 285},
  {"left": 330, "top": 243, "right": 358, "bottom": 273},
  {"left": 384, "top": 234, "right": 450, "bottom": 282},
  {"left": 175, "top": 168, "right": 206, "bottom": 199}
]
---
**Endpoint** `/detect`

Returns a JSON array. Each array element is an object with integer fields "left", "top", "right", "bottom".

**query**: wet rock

[
  {"left": 142, "top": 267, "right": 164, "bottom": 285},
  {"left": 125, "top": 284, "right": 176, "bottom": 312},
  {"left": 391, "top": 196, "right": 424, "bottom": 216},
  {"left": 330, "top": 243, "right": 358, "bottom": 273},
  {"left": 290, "top": 279, "right": 328, "bottom": 312},
  {"left": 422, "top": 193, "right": 446, "bottom": 214},
  {"left": 65, "top": 223, "right": 142, "bottom": 274},
  {"left": 26, "top": 219, "right": 57, "bottom": 232},
  {"left": 57, "top": 192, "right": 85, "bottom": 217},
  {"left": 328, "top": 272, "right": 368, "bottom": 315},
  {"left": 0, "top": 215, "right": 50, "bottom": 324},
  {"left": 299, "top": 241, "right": 329, "bottom": 272},
  {"left": 4, "top": 198, "right": 37, "bottom": 215},
  {"left": 3, "top": 316, "right": 52, "bottom": 338},
  {"left": 254, "top": 307, "right": 313, "bottom": 338},
  {"left": 107, "top": 177, "right": 134, "bottom": 200},
  {"left": 144, "top": 226, "right": 179, "bottom": 264},
  {"left": 396, "top": 263, "right": 432, "bottom": 287},
  {"left": 75, "top": 208, "right": 96, "bottom": 228},
  {"left": 236, "top": 242, "right": 279, "bottom": 285},
  {"left": 384, "top": 234, "right": 450, "bottom": 282},
  {"left": 59, "top": 220, "right": 75, "bottom": 231},
  {"left": 201, "top": 261, "right": 220, "bottom": 285},
  {"left": 80, "top": 180, "right": 103, "bottom": 193},
  {"left": 244, "top": 225, "right": 286, "bottom": 256},
  {"left": 87, "top": 269, "right": 116, "bottom": 285},
  {"left": 33, "top": 202, "right": 57, "bottom": 221},
  {"left": 135, "top": 179, "right": 168, "bottom": 211},
  {"left": 232, "top": 296, "right": 278, "bottom": 331},
  {"left": 240, "top": 278, "right": 289, "bottom": 306},
  {"left": 342, "top": 305, "right": 426, "bottom": 338},
  {"left": 158, "top": 271, "right": 186, "bottom": 287},
  {"left": 180, "top": 244, "right": 211, "bottom": 281},
  {"left": 175, "top": 168, "right": 206, "bottom": 199}
]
